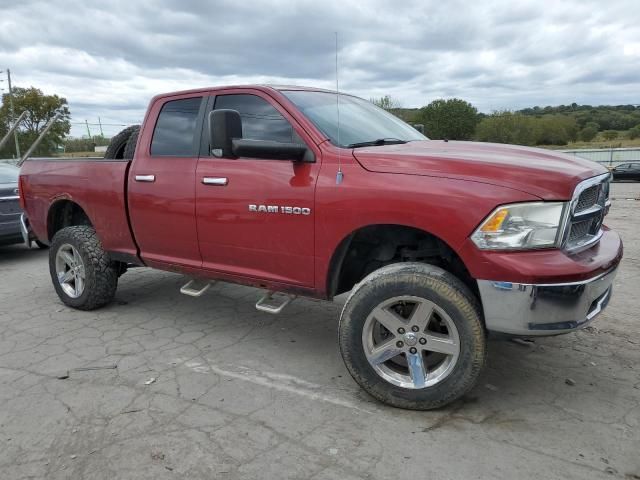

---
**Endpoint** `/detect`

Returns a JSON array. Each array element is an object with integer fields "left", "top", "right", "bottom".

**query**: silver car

[{"left": 0, "top": 163, "right": 45, "bottom": 248}]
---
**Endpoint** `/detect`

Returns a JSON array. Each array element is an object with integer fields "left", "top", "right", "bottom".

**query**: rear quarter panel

[{"left": 19, "top": 159, "right": 137, "bottom": 255}]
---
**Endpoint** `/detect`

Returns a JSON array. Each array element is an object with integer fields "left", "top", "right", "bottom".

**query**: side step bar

[
  {"left": 180, "top": 279, "right": 214, "bottom": 297},
  {"left": 256, "top": 291, "right": 296, "bottom": 314},
  {"left": 179, "top": 278, "right": 295, "bottom": 314}
]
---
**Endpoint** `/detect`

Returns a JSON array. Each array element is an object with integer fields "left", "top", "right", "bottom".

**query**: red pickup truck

[{"left": 19, "top": 85, "right": 622, "bottom": 409}]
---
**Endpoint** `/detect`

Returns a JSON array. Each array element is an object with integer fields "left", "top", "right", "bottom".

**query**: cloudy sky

[{"left": 1, "top": 0, "right": 638, "bottom": 137}]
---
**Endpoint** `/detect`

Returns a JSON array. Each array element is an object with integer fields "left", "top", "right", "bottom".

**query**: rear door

[
  {"left": 127, "top": 94, "right": 206, "bottom": 268},
  {"left": 195, "top": 91, "right": 320, "bottom": 287}
]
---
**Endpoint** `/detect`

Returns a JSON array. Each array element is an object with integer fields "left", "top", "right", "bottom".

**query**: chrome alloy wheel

[
  {"left": 362, "top": 295, "right": 460, "bottom": 389},
  {"left": 55, "top": 243, "right": 86, "bottom": 299}
]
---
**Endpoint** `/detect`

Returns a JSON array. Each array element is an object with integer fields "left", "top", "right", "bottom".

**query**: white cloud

[{"left": 0, "top": 0, "right": 638, "bottom": 137}]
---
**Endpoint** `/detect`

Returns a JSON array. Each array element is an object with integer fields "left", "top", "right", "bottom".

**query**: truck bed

[{"left": 19, "top": 157, "right": 138, "bottom": 257}]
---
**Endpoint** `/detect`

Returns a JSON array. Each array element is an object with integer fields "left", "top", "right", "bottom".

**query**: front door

[
  {"left": 195, "top": 91, "right": 319, "bottom": 287},
  {"left": 128, "top": 94, "right": 206, "bottom": 268}
]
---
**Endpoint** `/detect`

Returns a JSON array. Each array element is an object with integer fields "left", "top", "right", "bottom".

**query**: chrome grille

[
  {"left": 563, "top": 173, "right": 610, "bottom": 252},
  {"left": 575, "top": 185, "right": 598, "bottom": 212},
  {"left": 568, "top": 218, "right": 594, "bottom": 242}
]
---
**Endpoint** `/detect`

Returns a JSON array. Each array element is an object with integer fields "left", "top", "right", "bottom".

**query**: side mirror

[
  {"left": 208, "top": 108, "right": 314, "bottom": 162},
  {"left": 209, "top": 109, "right": 242, "bottom": 158},
  {"left": 231, "top": 139, "right": 314, "bottom": 162}
]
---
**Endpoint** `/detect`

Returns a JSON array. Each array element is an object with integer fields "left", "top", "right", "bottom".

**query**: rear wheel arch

[
  {"left": 47, "top": 199, "right": 93, "bottom": 241},
  {"left": 326, "top": 224, "right": 477, "bottom": 301}
]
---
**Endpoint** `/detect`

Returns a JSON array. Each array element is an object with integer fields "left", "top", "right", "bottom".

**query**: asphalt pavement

[{"left": 0, "top": 183, "right": 638, "bottom": 479}]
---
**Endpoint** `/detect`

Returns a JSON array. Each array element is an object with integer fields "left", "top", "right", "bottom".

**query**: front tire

[
  {"left": 339, "top": 262, "right": 486, "bottom": 410},
  {"left": 49, "top": 226, "right": 118, "bottom": 310}
]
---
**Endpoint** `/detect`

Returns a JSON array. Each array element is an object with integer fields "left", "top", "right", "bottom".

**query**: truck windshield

[{"left": 282, "top": 90, "right": 428, "bottom": 148}]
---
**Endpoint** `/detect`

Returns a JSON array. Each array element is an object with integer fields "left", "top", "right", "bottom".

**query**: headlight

[{"left": 471, "top": 202, "right": 567, "bottom": 250}]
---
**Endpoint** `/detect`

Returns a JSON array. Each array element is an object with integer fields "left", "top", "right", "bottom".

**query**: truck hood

[{"left": 352, "top": 140, "right": 608, "bottom": 200}]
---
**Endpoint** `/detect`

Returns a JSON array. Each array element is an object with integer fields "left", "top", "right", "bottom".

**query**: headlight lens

[{"left": 471, "top": 202, "right": 566, "bottom": 250}]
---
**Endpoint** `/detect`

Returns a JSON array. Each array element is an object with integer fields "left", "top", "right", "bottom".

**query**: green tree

[
  {"left": 419, "top": 98, "right": 478, "bottom": 140},
  {"left": 475, "top": 111, "right": 537, "bottom": 145},
  {"left": 579, "top": 126, "right": 598, "bottom": 142},
  {"left": 370, "top": 95, "right": 401, "bottom": 111},
  {"left": 628, "top": 125, "right": 640, "bottom": 140},
  {"left": 602, "top": 130, "right": 618, "bottom": 141},
  {"left": 0, "top": 86, "right": 71, "bottom": 157},
  {"left": 533, "top": 115, "right": 578, "bottom": 145}
]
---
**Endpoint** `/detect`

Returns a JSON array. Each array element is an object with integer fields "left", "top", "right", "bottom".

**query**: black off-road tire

[
  {"left": 339, "top": 262, "right": 486, "bottom": 410},
  {"left": 123, "top": 125, "right": 140, "bottom": 159},
  {"left": 104, "top": 125, "right": 140, "bottom": 159},
  {"left": 49, "top": 226, "right": 118, "bottom": 310}
]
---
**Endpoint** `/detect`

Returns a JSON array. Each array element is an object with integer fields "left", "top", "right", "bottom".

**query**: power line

[{"left": 69, "top": 121, "right": 129, "bottom": 126}]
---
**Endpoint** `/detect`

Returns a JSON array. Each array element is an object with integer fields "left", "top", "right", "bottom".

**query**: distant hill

[
  {"left": 390, "top": 103, "right": 640, "bottom": 132},
  {"left": 515, "top": 104, "right": 640, "bottom": 131}
]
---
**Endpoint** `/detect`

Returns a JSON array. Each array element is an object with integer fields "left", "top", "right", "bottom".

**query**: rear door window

[{"left": 151, "top": 97, "right": 203, "bottom": 156}]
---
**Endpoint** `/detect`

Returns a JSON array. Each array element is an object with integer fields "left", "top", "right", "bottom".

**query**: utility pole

[
  {"left": 85, "top": 120, "right": 91, "bottom": 138},
  {"left": 97, "top": 117, "right": 104, "bottom": 137},
  {"left": 5, "top": 69, "right": 21, "bottom": 158}
]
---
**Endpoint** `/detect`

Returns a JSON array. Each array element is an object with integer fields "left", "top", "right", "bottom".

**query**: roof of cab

[{"left": 152, "top": 84, "right": 337, "bottom": 101}]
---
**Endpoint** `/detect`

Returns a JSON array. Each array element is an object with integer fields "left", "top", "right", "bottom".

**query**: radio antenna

[{"left": 335, "top": 32, "right": 344, "bottom": 185}]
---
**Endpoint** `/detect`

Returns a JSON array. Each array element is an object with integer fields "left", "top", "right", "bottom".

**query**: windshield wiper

[{"left": 346, "top": 138, "right": 408, "bottom": 148}]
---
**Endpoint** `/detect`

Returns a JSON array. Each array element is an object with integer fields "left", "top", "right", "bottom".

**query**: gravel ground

[{"left": 0, "top": 182, "right": 638, "bottom": 480}]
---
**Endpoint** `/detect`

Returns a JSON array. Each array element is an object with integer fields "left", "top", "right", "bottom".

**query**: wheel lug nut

[
  {"left": 396, "top": 341, "right": 404, "bottom": 348},
  {"left": 409, "top": 347, "right": 417, "bottom": 354},
  {"left": 397, "top": 328, "right": 405, "bottom": 334},
  {"left": 411, "top": 326, "right": 419, "bottom": 332},
  {"left": 419, "top": 338, "right": 427, "bottom": 345}
]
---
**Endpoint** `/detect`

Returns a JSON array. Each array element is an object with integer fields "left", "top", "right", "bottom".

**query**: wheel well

[
  {"left": 327, "top": 225, "right": 477, "bottom": 299},
  {"left": 47, "top": 200, "right": 93, "bottom": 241}
]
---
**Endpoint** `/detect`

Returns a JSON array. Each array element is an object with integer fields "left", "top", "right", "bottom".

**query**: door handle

[
  {"left": 202, "top": 177, "right": 228, "bottom": 186},
  {"left": 135, "top": 174, "right": 155, "bottom": 182}
]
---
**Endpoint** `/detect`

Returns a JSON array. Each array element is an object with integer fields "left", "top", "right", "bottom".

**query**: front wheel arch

[{"left": 326, "top": 224, "right": 477, "bottom": 301}]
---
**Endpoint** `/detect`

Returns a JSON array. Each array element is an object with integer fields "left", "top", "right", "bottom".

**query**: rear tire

[
  {"left": 339, "top": 262, "right": 486, "bottom": 410},
  {"left": 104, "top": 125, "right": 140, "bottom": 159},
  {"left": 49, "top": 226, "right": 118, "bottom": 310}
]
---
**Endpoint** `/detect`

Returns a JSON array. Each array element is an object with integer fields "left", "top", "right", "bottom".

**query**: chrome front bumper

[{"left": 477, "top": 268, "right": 617, "bottom": 336}]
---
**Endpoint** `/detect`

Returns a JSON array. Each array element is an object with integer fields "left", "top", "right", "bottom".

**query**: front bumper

[{"left": 478, "top": 267, "right": 617, "bottom": 336}]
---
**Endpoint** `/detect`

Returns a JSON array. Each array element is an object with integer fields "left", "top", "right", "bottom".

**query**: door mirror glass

[{"left": 209, "top": 109, "right": 242, "bottom": 158}]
